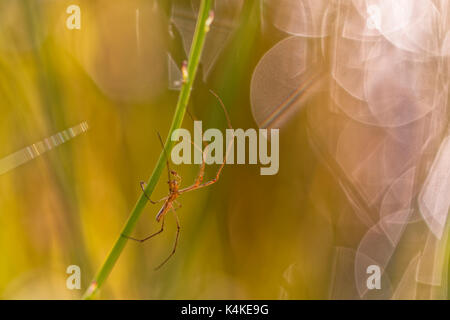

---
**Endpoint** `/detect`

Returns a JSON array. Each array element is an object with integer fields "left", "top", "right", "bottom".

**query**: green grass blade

[{"left": 82, "top": 0, "right": 213, "bottom": 299}]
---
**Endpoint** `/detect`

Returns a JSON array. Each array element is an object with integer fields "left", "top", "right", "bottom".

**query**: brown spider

[{"left": 124, "top": 91, "right": 233, "bottom": 270}]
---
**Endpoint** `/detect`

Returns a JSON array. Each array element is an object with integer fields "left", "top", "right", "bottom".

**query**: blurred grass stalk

[{"left": 82, "top": 0, "right": 213, "bottom": 299}]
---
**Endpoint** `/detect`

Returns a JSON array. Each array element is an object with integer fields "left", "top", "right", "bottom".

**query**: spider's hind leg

[
  {"left": 122, "top": 217, "right": 165, "bottom": 243},
  {"left": 154, "top": 209, "right": 181, "bottom": 270}
]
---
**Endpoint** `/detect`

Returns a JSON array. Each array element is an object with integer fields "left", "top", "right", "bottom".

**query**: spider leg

[
  {"left": 179, "top": 133, "right": 209, "bottom": 194},
  {"left": 122, "top": 217, "right": 165, "bottom": 243},
  {"left": 186, "top": 108, "right": 208, "bottom": 185},
  {"left": 140, "top": 181, "right": 168, "bottom": 204},
  {"left": 179, "top": 157, "right": 226, "bottom": 194},
  {"left": 154, "top": 209, "right": 181, "bottom": 270},
  {"left": 179, "top": 90, "right": 233, "bottom": 194},
  {"left": 171, "top": 171, "right": 182, "bottom": 184},
  {"left": 173, "top": 200, "right": 182, "bottom": 210}
]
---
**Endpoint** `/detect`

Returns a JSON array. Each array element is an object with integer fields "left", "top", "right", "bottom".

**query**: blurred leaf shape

[
  {"left": 331, "top": 36, "right": 441, "bottom": 127},
  {"left": 419, "top": 135, "right": 450, "bottom": 239},
  {"left": 253, "top": 0, "right": 450, "bottom": 300},
  {"left": 167, "top": 53, "right": 183, "bottom": 90},
  {"left": 250, "top": 36, "right": 327, "bottom": 129},
  {"left": 263, "top": 0, "right": 333, "bottom": 37},
  {"left": 391, "top": 253, "right": 420, "bottom": 299},
  {"left": 171, "top": 0, "right": 243, "bottom": 81},
  {"left": 329, "top": 246, "right": 393, "bottom": 299},
  {"left": 416, "top": 228, "right": 449, "bottom": 289},
  {"left": 348, "top": 0, "right": 445, "bottom": 56},
  {"left": 352, "top": 167, "right": 415, "bottom": 298}
]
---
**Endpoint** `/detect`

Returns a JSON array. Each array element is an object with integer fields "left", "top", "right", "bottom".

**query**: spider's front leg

[
  {"left": 179, "top": 156, "right": 226, "bottom": 194},
  {"left": 180, "top": 90, "right": 233, "bottom": 194},
  {"left": 140, "top": 181, "right": 168, "bottom": 204},
  {"left": 170, "top": 170, "right": 182, "bottom": 183}
]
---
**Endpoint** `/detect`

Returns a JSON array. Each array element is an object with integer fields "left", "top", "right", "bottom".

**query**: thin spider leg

[
  {"left": 154, "top": 209, "right": 181, "bottom": 270},
  {"left": 140, "top": 181, "right": 168, "bottom": 204},
  {"left": 209, "top": 90, "right": 232, "bottom": 129},
  {"left": 179, "top": 147, "right": 210, "bottom": 194},
  {"left": 156, "top": 132, "right": 172, "bottom": 182},
  {"left": 191, "top": 140, "right": 208, "bottom": 186},
  {"left": 173, "top": 200, "right": 182, "bottom": 210},
  {"left": 180, "top": 90, "right": 234, "bottom": 194},
  {"left": 186, "top": 108, "right": 208, "bottom": 185},
  {"left": 158, "top": 131, "right": 182, "bottom": 188},
  {"left": 187, "top": 108, "right": 209, "bottom": 150},
  {"left": 179, "top": 158, "right": 225, "bottom": 193},
  {"left": 140, "top": 132, "right": 173, "bottom": 205},
  {"left": 184, "top": 91, "right": 231, "bottom": 189},
  {"left": 171, "top": 171, "right": 182, "bottom": 183},
  {"left": 122, "top": 217, "right": 165, "bottom": 243},
  {"left": 209, "top": 89, "right": 235, "bottom": 166}
]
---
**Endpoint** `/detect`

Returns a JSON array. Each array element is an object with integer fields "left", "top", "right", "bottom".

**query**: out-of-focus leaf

[
  {"left": 419, "top": 135, "right": 450, "bottom": 239},
  {"left": 264, "top": 0, "right": 333, "bottom": 37},
  {"left": 171, "top": 0, "right": 243, "bottom": 81},
  {"left": 250, "top": 36, "right": 327, "bottom": 129}
]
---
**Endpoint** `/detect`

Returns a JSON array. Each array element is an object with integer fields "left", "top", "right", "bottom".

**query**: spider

[{"left": 123, "top": 91, "right": 233, "bottom": 270}]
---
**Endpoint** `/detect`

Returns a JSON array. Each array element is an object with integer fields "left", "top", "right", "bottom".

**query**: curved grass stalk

[{"left": 82, "top": 0, "right": 213, "bottom": 299}]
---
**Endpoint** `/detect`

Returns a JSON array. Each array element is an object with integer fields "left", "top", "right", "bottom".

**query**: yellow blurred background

[
  {"left": 0, "top": 0, "right": 336, "bottom": 299},
  {"left": 1, "top": 0, "right": 448, "bottom": 300}
]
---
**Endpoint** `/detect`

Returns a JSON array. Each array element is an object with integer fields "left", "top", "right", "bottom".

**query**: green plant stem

[{"left": 82, "top": 0, "right": 213, "bottom": 299}]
